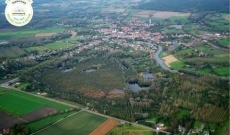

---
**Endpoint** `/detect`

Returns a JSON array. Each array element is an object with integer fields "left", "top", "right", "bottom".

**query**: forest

[{"left": 138, "top": 0, "right": 229, "bottom": 13}]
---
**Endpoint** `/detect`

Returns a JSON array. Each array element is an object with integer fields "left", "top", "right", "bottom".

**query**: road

[
  {"left": 154, "top": 45, "right": 177, "bottom": 73},
  {"left": 0, "top": 79, "right": 171, "bottom": 135}
]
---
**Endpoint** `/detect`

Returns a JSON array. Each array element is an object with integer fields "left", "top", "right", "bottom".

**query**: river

[{"left": 154, "top": 45, "right": 177, "bottom": 73}]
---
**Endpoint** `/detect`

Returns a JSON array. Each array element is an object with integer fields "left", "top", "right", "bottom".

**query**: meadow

[
  {"left": 110, "top": 125, "right": 154, "bottom": 135},
  {"left": 219, "top": 39, "right": 229, "bottom": 46},
  {"left": 24, "top": 46, "right": 49, "bottom": 53},
  {"left": 45, "top": 41, "right": 74, "bottom": 50},
  {"left": 35, "top": 111, "right": 107, "bottom": 135},
  {"left": 0, "top": 26, "right": 66, "bottom": 39},
  {"left": 0, "top": 89, "right": 69, "bottom": 116},
  {"left": 0, "top": 47, "right": 25, "bottom": 59}
]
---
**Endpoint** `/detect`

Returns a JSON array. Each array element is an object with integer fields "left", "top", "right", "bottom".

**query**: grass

[
  {"left": 0, "top": 90, "right": 69, "bottom": 116},
  {"left": 196, "top": 67, "right": 212, "bottom": 74},
  {"left": 45, "top": 41, "right": 74, "bottom": 50},
  {"left": 194, "top": 121, "right": 202, "bottom": 128},
  {"left": 24, "top": 46, "right": 49, "bottom": 53},
  {"left": 26, "top": 111, "right": 77, "bottom": 133},
  {"left": 218, "top": 121, "right": 229, "bottom": 135},
  {"left": 170, "top": 61, "right": 185, "bottom": 70},
  {"left": 214, "top": 67, "right": 229, "bottom": 76},
  {"left": 17, "top": 83, "right": 30, "bottom": 90},
  {"left": 176, "top": 109, "right": 190, "bottom": 119},
  {"left": 146, "top": 117, "right": 157, "bottom": 123},
  {"left": 219, "top": 39, "right": 229, "bottom": 46},
  {"left": 0, "top": 87, "right": 9, "bottom": 94},
  {"left": 0, "top": 26, "right": 66, "bottom": 39},
  {"left": 34, "top": 111, "right": 107, "bottom": 135},
  {"left": 111, "top": 125, "right": 153, "bottom": 135}
]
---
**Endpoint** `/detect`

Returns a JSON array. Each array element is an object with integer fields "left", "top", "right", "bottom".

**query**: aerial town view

[{"left": 0, "top": 0, "right": 229, "bottom": 135}]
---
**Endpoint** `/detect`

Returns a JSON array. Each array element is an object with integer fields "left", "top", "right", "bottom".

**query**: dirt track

[{"left": 162, "top": 55, "right": 178, "bottom": 67}]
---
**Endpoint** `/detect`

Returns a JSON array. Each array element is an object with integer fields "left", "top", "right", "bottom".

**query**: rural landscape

[{"left": 0, "top": 0, "right": 229, "bottom": 135}]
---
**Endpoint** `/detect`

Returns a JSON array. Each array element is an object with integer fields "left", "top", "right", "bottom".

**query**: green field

[
  {"left": 194, "top": 121, "right": 202, "bottom": 128},
  {"left": 219, "top": 39, "right": 229, "bottom": 46},
  {"left": 170, "top": 60, "right": 185, "bottom": 70},
  {"left": 24, "top": 46, "right": 49, "bottom": 53},
  {"left": 197, "top": 67, "right": 212, "bottom": 74},
  {"left": 110, "top": 125, "right": 154, "bottom": 135},
  {"left": 45, "top": 41, "right": 74, "bottom": 50},
  {"left": 27, "top": 111, "right": 77, "bottom": 133},
  {"left": 35, "top": 111, "right": 107, "bottom": 135},
  {"left": 0, "top": 89, "right": 69, "bottom": 116},
  {"left": 214, "top": 67, "right": 229, "bottom": 76},
  {"left": 0, "top": 27, "right": 66, "bottom": 39},
  {"left": 176, "top": 109, "right": 190, "bottom": 119}
]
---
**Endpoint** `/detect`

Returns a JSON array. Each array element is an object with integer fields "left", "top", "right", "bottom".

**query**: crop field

[
  {"left": 0, "top": 89, "right": 69, "bottom": 116},
  {"left": 45, "top": 41, "right": 74, "bottom": 50},
  {"left": 35, "top": 33, "right": 56, "bottom": 38},
  {"left": 0, "top": 47, "right": 25, "bottom": 58},
  {"left": 90, "top": 119, "right": 118, "bottom": 135},
  {"left": 110, "top": 125, "right": 154, "bottom": 135},
  {"left": 26, "top": 111, "right": 77, "bottom": 133},
  {"left": 35, "top": 111, "right": 107, "bottom": 135},
  {"left": 170, "top": 61, "right": 185, "bottom": 70},
  {"left": 0, "top": 27, "right": 66, "bottom": 39}
]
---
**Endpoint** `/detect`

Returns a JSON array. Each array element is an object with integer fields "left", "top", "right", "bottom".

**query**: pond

[{"left": 127, "top": 83, "right": 142, "bottom": 92}]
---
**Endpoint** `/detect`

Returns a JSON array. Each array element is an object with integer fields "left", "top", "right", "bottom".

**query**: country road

[{"left": 1, "top": 79, "right": 171, "bottom": 135}]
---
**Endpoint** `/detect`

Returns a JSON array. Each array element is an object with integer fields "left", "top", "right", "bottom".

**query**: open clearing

[
  {"left": 0, "top": 89, "right": 69, "bottom": 116},
  {"left": 35, "top": 33, "right": 56, "bottom": 38},
  {"left": 89, "top": 119, "right": 119, "bottom": 135},
  {"left": 35, "top": 111, "right": 107, "bottom": 135},
  {"left": 162, "top": 55, "right": 179, "bottom": 67},
  {"left": 132, "top": 10, "right": 190, "bottom": 19}
]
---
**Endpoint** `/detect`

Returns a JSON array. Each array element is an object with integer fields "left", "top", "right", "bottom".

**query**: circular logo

[{"left": 5, "top": 0, "right": 33, "bottom": 27}]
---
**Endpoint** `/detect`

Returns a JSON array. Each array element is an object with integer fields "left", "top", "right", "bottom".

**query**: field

[
  {"left": 90, "top": 119, "right": 119, "bottom": 135},
  {"left": 24, "top": 46, "right": 49, "bottom": 53},
  {"left": 0, "top": 47, "right": 25, "bottom": 58},
  {"left": 176, "top": 109, "right": 190, "bottom": 119},
  {"left": 170, "top": 61, "right": 185, "bottom": 70},
  {"left": 132, "top": 10, "right": 190, "bottom": 19},
  {"left": 45, "top": 41, "right": 74, "bottom": 50},
  {"left": 0, "top": 89, "right": 69, "bottom": 116},
  {"left": 0, "top": 27, "right": 66, "bottom": 39},
  {"left": 162, "top": 55, "right": 179, "bottom": 67},
  {"left": 35, "top": 33, "right": 56, "bottom": 38},
  {"left": 35, "top": 111, "right": 107, "bottom": 135},
  {"left": 110, "top": 125, "right": 154, "bottom": 135},
  {"left": 214, "top": 67, "right": 229, "bottom": 76},
  {"left": 219, "top": 39, "right": 229, "bottom": 46},
  {"left": 26, "top": 111, "right": 77, "bottom": 133}
]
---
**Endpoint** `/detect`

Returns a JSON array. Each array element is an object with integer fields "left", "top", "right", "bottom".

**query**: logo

[{"left": 5, "top": 0, "right": 33, "bottom": 27}]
